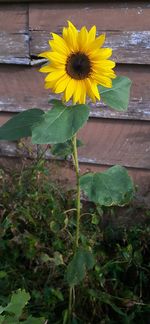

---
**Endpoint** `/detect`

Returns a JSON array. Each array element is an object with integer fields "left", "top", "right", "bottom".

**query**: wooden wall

[{"left": 0, "top": 1, "right": 150, "bottom": 195}]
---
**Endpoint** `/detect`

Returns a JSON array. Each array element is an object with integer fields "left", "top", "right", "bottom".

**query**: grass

[{"left": 0, "top": 160, "right": 150, "bottom": 323}]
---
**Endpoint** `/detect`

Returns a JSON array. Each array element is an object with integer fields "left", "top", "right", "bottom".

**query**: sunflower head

[{"left": 39, "top": 21, "right": 116, "bottom": 104}]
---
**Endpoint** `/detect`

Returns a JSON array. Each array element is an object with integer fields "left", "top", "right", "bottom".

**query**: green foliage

[
  {"left": 1, "top": 164, "right": 150, "bottom": 322},
  {"left": 66, "top": 249, "right": 95, "bottom": 286},
  {"left": 98, "top": 76, "right": 132, "bottom": 111},
  {"left": 32, "top": 100, "right": 90, "bottom": 144},
  {"left": 0, "top": 289, "right": 45, "bottom": 324},
  {"left": 0, "top": 289, "right": 30, "bottom": 317},
  {"left": 80, "top": 165, "right": 135, "bottom": 206},
  {"left": 51, "top": 139, "right": 83, "bottom": 159},
  {"left": 0, "top": 109, "right": 44, "bottom": 141}
]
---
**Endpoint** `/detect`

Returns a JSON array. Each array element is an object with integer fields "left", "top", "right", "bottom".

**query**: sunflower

[{"left": 39, "top": 21, "right": 116, "bottom": 104}]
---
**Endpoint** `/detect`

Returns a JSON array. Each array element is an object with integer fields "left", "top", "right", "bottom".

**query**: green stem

[
  {"left": 68, "top": 286, "right": 73, "bottom": 323},
  {"left": 68, "top": 134, "right": 81, "bottom": 322},
  {"left": 72, "top": 134, "right": 81, "bottom": 251}
]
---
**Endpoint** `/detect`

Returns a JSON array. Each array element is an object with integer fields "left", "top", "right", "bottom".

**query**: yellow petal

[
  {"left": 67, "top": 21, "right": 78, "bottom": 34},
  {"left": 49, "top": 40, "right": 69, "bottom": 56},
  {"left": 44, "top": 81, "right": 55, "bottom": 89},
  {"left": 73, "top": 81, "right": 82, "bottom": 104},
  {"left": 39, "top": 65, "right": 55, "bottom": 73},
  {"left": 47, "top": 52, "right": 67, "bottom": 64},
  {"left": 65, "top": 78, "right": 76, "bottom": 101},
  {"left": 89, "top": 48, "right": 112, "bottom": 61},
  {"left": 93, "top": 74, "right": 112, "bottom": 88},
  {"left": 98, "top": 70, "right": 116, "bottom": 79},
  {"left": 45, "top": 70, "right": 65, "bottom": 82},
  {"left": 88, "top": 25, "right": 96, "bottom": 43},
  {"left": 50, "top": 33, "right": 70, "bottom": 55},
  {"left": 89, "top": 79, "right": 100, "bottom": 100},
  {"left": 63, "top": 22, "right": 78, "bottom": 52},
  {"left": 38, "top": 51, "right": 51, "bottom": 59},
  {"left": 88, "top": 34, "right": 105, "bottom": 52},
  {"left": 54, "top": 75, "right": 70, "bottom": 93},
  {"left": 93, "top": 60, "right": 116, "bottom": 69},
  {"left": 79, "top": 80, "right": 86, "bottom": 104},
  {"left": 85, "top": 79, "right": 96, "bottom": 103},
  {"left": 78, "top": 26, "right": 88, "bottom": 51}
]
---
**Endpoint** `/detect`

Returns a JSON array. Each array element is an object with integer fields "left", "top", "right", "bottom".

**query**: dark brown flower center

[{"left": 66, "top": 52, "right": 91, "bottom": 80}]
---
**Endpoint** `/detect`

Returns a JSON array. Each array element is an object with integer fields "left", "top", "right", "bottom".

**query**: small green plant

[
  {"left": 0, "top": 289, "right": 45, "bottom": 323},
  {"left": 0, "top": 166, "right": 150, "bottom": 323}
]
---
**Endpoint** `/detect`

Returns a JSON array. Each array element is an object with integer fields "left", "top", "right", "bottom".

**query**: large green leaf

[
  {"left": 0, "top": 315, "right": 5, "bottom": 324},
  {"left": 32, "top": 101, "right": 90, "bottom": 144},
  {"left": 1, "top": 316, "right": 19, "bottom": 324},
  {"left": 98, "top": 76, "right": 132, "bottom": 111},
  {"left": 80, "top": 165, "right": 134, "bottom": 206},
  {"left": 0, "top": 289, "right": 30, "bottom": 318},
  {"left": 0, "top": 109, "right": 44, "bottom": 141},
  {"left": 51, "top": 139, "right": 83, "bottom": 158},
  {"left": 66, "top": 248, "right": 95, "bottom": 286},
  {"left": 23, "top": 316, "right": 45, "bottom": 324}
]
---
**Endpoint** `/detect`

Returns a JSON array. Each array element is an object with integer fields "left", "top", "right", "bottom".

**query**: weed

[{"left": 0, "top": 162, "right": 150, "bottom": 323}]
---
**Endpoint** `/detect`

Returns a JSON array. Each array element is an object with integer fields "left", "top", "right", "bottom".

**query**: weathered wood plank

[
  {"left": 0, "top": 4, "right": 27, "bottom": 32},
  {"left": 29, "top": 3, "right": 150, "bottom": 64},
  {"left": 30, "top": 30, "right": 150, "bottom": 65},
  {"left": 0, "top": 114, "right": 150, "bottom": 170},
  {"left": 29, "top": 3, "right": 150, "bottom": 32},
  {"left": 78, "top": 119, "right": 150, "bottom": 169},
  {"left": 0, "top": 64, "right": 149, "bottom": 121},
  {"left": 0, "top": 0, "right": 146, "bottom": 2},
  {"left": 0, "top": 4, "right": 29, "bottom": 64},
  {"left": 0, "top": 33, "right": 30, "bottom": 65}
]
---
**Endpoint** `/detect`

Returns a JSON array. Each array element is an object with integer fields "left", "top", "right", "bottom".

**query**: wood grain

[
  {"left": 0, "top": 64, "right": 149, "bottom": 121},
  {"left": 0, "top": 4, "right": 29, "bottom": 64},
  {"left": 29, "top": 3, "right": 150, "bottom": 64},
  {"left": 0, "top": 2, "right": 149, "bottom": 64},
  {"left": 30, "top": 30, "right": 150, "bottom": 65},
  {"left": 29, "top": 3, "right": 150, "bottom": 31},
  {"left": 0, "top": 113, "right": 150, "bottom": 170},
  {"left": 0, "top": 0, "right": 146, "bottom": 2},
  {"left": 78, "top": 119, "right": 150, "bottom": 169}
]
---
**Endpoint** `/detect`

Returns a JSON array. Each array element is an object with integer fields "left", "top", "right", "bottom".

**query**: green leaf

[
  {"left": 0, "top": 315, "right": 5, "bottom": 324},
  {"left": 51, "top": 139, "right": 83, "bottom": 158},
  {"left": 2, "top": 316, "right": 19, "bottom": 324},
  {"left": 23, "top": 316, "right": 45, "bottom": 324},
  {"left": 2, "top": 289, "right": 30, "bottom": 318},
  {"left": 32, "top": 101, "right": 90, "bottom": 144},
  {"left": 50, "top": 288, "right": 64, "bottom": 301},
  {"left": 0, "top": 271, "right": 7, "bottom": 279},
  {"left": 98, "top": 76, "right": 132, "bottom": 111},
  {"left": 63, "top": 309, "right": 69, "bottom": 324},
  {"left": 0, "top": 308, "right": 4, "bottom": 316},
  {"left": 0, "top": 109, "right": 44, "bottom": 141},
  {"left": 53, "top": 252, "right": 64, "bottom": 266},
  {"left": 66, "top": 248, "right": 95, "bottom": 286},
  {"left": 88, "top": 290, "right": 126, "bottom": 317},
  {"left": 91, "top": 214, "right": 99, "bottom": 225},
  {"left": 50, "top": 221, "right": 60, "bottom": 233},
  {"left": 80, "top": 165, "right": 134, "bottom": 206}
]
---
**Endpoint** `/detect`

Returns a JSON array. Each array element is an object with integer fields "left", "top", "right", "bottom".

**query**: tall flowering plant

[{"left": 0, "top": 22, "right": 134, "bottom": 322}]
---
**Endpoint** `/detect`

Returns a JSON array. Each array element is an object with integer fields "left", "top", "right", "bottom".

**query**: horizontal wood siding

[
  {"left": 29, "top": 3, "right": 150, "bottom": 64},
  {"left": 0, "top": 1, "right": 150, "bottom": 195},
  {"left": 0, "top": 3, "right": 150, "bottom": 64},
  {"left": 0, "top": 64, "right": 149, "bottom": 120},
  {"left": 1, "top": 114, "right": 149, "bottom": 169},
  {"left": 0, "top": 4, "right": 29, "bottom": 64}
]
